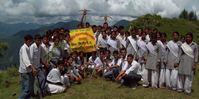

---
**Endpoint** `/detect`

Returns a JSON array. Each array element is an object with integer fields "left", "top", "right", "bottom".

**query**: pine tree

[
  {"left": 188, "top": 11, "right": 194, "bottom": 20},
  {"left": 179, "top": 9, "right": 188, "bottom": 19}
]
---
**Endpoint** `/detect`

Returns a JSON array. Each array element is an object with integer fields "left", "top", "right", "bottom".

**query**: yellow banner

[{"left": 69, "top": 27, "right": 96, "bottom": 52}]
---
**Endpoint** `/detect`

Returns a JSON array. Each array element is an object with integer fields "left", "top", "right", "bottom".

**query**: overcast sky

[{"left": 0, "top": 0, "right": 198, "bottom": 24}]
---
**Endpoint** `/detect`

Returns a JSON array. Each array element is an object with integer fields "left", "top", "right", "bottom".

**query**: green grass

[{"left": 1, "top": 66, "right": 199, "bottom": 99}]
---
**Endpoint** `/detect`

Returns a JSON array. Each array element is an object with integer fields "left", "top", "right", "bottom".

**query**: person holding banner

[
  {"left": 177, "top": 32, "right": 198, "bottom": 95},
  {"left": 165, "top": 32, "right": 182, "bottom": 90}
]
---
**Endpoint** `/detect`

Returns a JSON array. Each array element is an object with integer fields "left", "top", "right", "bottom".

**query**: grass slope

[{"left": 0, "top": 66, "right": 199, "bottom": 99}]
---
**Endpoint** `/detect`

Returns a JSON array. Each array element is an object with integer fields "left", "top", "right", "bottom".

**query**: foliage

[
  {"left": 0, "top": 42, "right": 8, "bottom": 57},
  {"left": 129, "top": 14, "right": 199, "bottom": 43},
  {"left": 179, "top": 9, "right": 197, "bottom": 21}
]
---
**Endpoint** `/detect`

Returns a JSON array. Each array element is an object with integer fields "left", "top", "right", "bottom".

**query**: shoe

[
  {"left": 132, "top": 87, "right": 136, "bottom": 90},
  {"left": 185, "top": 92, "right": 191, "bottom": 96},
  {"left": 142, "top": 84, "right": 149, "bottom": 88}
]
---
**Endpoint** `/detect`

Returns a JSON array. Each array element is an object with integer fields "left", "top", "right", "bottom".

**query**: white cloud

[{"left": 0, "top": 0, "right": 198, "bottom": 24}]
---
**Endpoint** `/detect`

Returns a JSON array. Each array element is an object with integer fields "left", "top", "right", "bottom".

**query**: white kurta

[{"left": 47, "top": 68, "right": 66, "bottom": 94}]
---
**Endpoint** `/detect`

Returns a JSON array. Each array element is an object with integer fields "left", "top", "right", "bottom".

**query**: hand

[
  {"left": 192, "top": 64, "right": 196, "bottom": 70},
  {"left": 118, "top": 76, "right": 122, "bottom": 81},
  {"left": 31, "top": 66, "right": 37, "bottom": 76},
  {"left": 174, "top": 63, "right": 179, "bottom": 68}
]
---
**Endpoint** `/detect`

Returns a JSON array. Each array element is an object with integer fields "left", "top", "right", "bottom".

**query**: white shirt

[
  {"left": 94, "top": 57, "right": 103, "bottom": 68},
  {"left": 97, "top": 37, "right": 108, "bottom": 48},
  {"left": 47, "top": 68, "right": 61, "bottom": 83},
  {"left": 121, "top": 61, "right": 130, "bottom": 71},
  {"left": 19, "top": 44, "right": 32, "bottom": 73},
  {"left": 41, "top": 43, "right": 50, "bottom": 61},
  {"left": 30, "top": 43, "right": 42, "bottom": 68},
  {"left": 41, "top": 43, "right": 49, "bottom": 54},
  {"left": 109, "top": 58, "right": 123, "bottom": 67},
  {"left": 125, "top": 60, "right": 141, "bottom": 75}
]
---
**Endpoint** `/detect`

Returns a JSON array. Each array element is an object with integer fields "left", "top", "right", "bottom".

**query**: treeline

[{"left": 179, "top": 9, "right": 197, "bottom": 21}]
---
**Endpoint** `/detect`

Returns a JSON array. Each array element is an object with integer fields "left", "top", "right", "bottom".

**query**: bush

[{"left": 6, "top": 67, "right": 18, "bottom": 77}]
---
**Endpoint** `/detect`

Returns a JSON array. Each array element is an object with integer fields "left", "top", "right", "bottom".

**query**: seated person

[
  {"left": 116, "top": 54, "right": 142, "bottom": 88},
  {"left": 46, "top": 60, "right": 70, "bottom": 94},
  {"left": 103, "top": 50, "right": 122, "bottom": 80},
  {"left": 64, "top": 56, "right": 82, "bottom": 84},
  {"left": 86, "top": 51, "right": 97, "bottom": 75}
]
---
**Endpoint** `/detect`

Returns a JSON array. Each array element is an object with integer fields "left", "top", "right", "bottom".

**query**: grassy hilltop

[
  {"left": 129, "top": 14, "right": 199, "bottom": 43},
  {"left": 0, "top": 14, "right": 199, "bottom": 99}
]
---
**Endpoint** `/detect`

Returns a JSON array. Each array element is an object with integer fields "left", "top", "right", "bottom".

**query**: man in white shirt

[
  {"left": 19, "top": 35, "right": 37, "bottom": 99},
  {"left": 30, "top": 34, "right": 46, "bottom": 96},
  {"left": 116, "top": 54, "right": 141, "bottom": 88},
  {"left": 41, "top": 35, "right": 51, "bottom": 74},
  {"left": 103, "top": 50, "right": 122, "bottom": 80}
]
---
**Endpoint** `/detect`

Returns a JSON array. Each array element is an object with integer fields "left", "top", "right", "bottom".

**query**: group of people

[{"left": 19, "top": 22, "right": 198, "bottom": 99}]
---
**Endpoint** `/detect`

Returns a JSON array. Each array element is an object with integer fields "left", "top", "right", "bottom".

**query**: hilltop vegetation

[
  {"left": 0, "top": 14, "right": 199, "bottom": 99},
  {"left": 129, "top": 14, "right": 199, "bottom": 43}
]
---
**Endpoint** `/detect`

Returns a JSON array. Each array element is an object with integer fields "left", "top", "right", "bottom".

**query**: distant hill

[
  {"left": 0, "top": 22, "right": 43, "bottom": 38},
  {"left": 114, "top": 20, "right": 130, "bottom": 28},
  {"left": 0, "top": 20, "right": 79, "bottom": 69}
]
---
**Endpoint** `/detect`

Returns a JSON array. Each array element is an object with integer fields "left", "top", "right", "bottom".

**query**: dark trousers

[{"left": 123, "top": 72, "right": 141, "bottom": 87}]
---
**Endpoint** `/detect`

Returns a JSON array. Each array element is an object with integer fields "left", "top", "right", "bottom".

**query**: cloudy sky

[{"left": 0, "top": 0, "right": 198, "bottom": 24}]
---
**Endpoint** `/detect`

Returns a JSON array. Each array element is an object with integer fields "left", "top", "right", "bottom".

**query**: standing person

[
  {"left": 41, "top": 35, "right": 51, "bottom": 75},
  {"left": 107, "top": 31, "right": 120, "bottom": 54},
  {"left": 117, "top": 26, "right": 126, "bottom": 48},
  {"left": 126, "top": 29, "right": 138, "bottom": 56},
  {"left": 97, "top": 30, "right": 108, "bottom": 50},
  {"left": 165, "top": 32, "right": 182, "bottom": 90},
  {"left": 144, "top": 34, "right": 160, "bottom": 88},
  {"left": 19, "top": 35, "right": 37, "bottom": 99},
  {"left": 158, "top": 33, "right": 167, "bottom": 88},
  {"left": 30, "top": 34, "right": 46, "bottom": 96},
  {"left": 177, "top": 32, "right": 198, "bottom": 95},
  {"left": 136, "top": 32, "right": 148, "bottom": 86},
  {"left": 49, "top": 36, "right": 62, "bottom": 66}
]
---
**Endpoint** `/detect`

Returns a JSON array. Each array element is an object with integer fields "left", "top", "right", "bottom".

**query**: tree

[
  {"left": 193, "top": 13, "right": 197, "bottom": 20},
  {"left": 189, "top": 11, "right": 197, "bottom": 21},
  {"left": 189, "top": 11, "right": 195, "bottom": 20},
  {"left": 179, "top": 9, "right": 188, "bottom": 19},
  {"left": 0, "top": 42, "right": 8, "bottom": 57}
]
